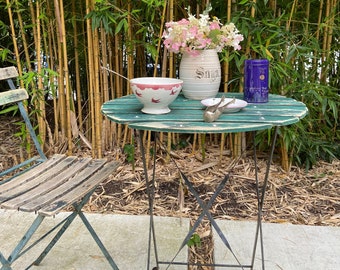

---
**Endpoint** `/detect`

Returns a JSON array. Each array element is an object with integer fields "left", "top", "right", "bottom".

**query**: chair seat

[
  {"left": 0, "top": 154, "right": 119, "bottom": 216},
  {"left": 0, "top": 66, "right": 120, "bottom": 269}
]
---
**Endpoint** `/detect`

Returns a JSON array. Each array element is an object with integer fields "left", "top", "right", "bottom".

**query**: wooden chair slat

[
  {"left": 0, "top": 88, "right": 28, "bottom": 106},
  {"left": 39, "top": 161, "right": 119, "bottom": 216},
  {"left": 1, "top": 156, "right": 93, "bottom": 210},
  {"left": 20, "top": 158, "right": 109, "bottom": 213},
  {"left": 0, "top": 154, "right": 66, "bottom": 194},
  {"left": 0, "top": 66, "right": 120, "bottom": 269},
  {"left": 0, "top": 155, "right": 78, "bottom": 202},
  {"left": 0, "top": 66, "right": 19, "bottom": 80}
]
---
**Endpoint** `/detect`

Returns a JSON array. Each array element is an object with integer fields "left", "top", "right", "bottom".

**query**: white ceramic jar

[{"left": 179, "top": 49, "right": 221, "bottom": 100}]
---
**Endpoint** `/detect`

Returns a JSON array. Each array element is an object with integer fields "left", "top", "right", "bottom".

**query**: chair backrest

[{"left": 0, "top": 66, "right": 47, "bottom": 180}]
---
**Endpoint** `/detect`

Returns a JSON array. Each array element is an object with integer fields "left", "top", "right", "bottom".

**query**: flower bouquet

[{"left": 162, "top": 5, "right": 244, "bottom": 55}]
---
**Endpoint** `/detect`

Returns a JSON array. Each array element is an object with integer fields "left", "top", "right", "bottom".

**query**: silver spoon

[{"left": 203, "top": 96, "right": 236, "bottom": 123}]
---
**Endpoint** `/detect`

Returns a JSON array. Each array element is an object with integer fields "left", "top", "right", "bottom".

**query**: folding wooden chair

[{"left": 0, "top": 66, "right": 120, "bottom": 270}]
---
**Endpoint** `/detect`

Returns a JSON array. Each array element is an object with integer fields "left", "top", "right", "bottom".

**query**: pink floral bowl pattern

[{"left": 130, "top": 77, "right": 183, "bottom": 114}]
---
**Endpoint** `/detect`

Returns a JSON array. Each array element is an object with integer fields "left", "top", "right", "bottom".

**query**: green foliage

[
  {"left": 14, "top": 120, "right": 32, "bottom": 154},
  {"left": 85, "top": 1, "right": 123, "bottom": 35},
  {"left": 281, "top": 82, "right": 340, "bottom": 169},
  {"left": 123, "top": 143, "right": 135, "bottom": 170},
  {"left": 0, "top": 0, "right": 338, "bottom": 169},
  {"left": 230, "top": 0, "right": 340, "bottom": 169},
  {"left": 0, "top": 103, "right": 39, "bottom": 155},
  {"left": 0, "top": 104, "right": 18, "bottom": 115},
  {"left": 171, "top": 139, "right": 189, "bottom": 150},
  {"left": 86, "top": 0, "right": 165, "bottom": 63},
  {"left": 187, "top": 233, "right": 201, "bottom": 248}
]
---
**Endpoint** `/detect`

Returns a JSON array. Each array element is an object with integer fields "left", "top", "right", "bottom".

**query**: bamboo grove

[{"left": 0, "top": 0, "right": 339, "bottom": 170}]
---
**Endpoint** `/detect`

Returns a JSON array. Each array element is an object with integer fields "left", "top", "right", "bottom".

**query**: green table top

[{"left": 101, "top": 93, "right": 308, "bottom": 133}]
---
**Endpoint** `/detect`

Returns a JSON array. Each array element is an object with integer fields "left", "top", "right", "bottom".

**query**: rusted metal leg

[
  {"left": 78, "top": 211, "right": 119, "bottom": 270},
  {"left": 0, "top": 251, "right": 12, "bottom": 270},
  {"left": 0, "top": 214, "right": 45, "bottom": 270},
  {"left": 162, "top": 171, "right": 246, "bottom": 269},
  {"left": 32, "top": 189, "right": 119, "bottom": 270},
  {"left": 31, "top": 212, "right": 77, "bottom": 267},
  {"left": 136, "top": 130, "right": 159, "bottom": 270},
  {"left": 32, "top": 189, "right": 94, "bottom": 266},
  {"left": 251, "top": 126, "right": 279, "bottom": 270}
]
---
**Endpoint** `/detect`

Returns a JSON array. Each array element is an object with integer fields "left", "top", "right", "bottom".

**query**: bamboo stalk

[
  {"left": 286, "top": 0, "right": 297, "bottom": 31},
  {"left": 235, "top": 0, "right": 257, "bottom": 158},
  {"left": 224, "top": 0, "right": 231, "bottom": 93},
  {"left": 58, "top": 0, "right": 73, "bottom": 155},
  {"left": 117, "top": 124, "right": 123, "bottom": 158},
  {"left": 200, "top": 134, "right": 206, "bottom": 161},
  {"left": 304, "top": 0, "right": 311, "bottom": 35},
  {"left": 220, "top": 133, "right": 225, "bottom": 165},
  {"left": 7, "top": 0, "right": 29, "bottom": 161},
  {"left": 122, "top": 124, "right": 129, "bottom": 151},
  {"left": 192, "top": 133, "right": 197, "bottom": 155},
  {"left": 127, "top": 2, "right": 134, "bottom": 85},
  {"left": 154, "top": 0, "right": 168, "bottom": 77},
  {"left": 52, "top": 0, "right": 66, "bottom": 143},
  {"left": 321, "top": 0, "right": 336, "bottom": 83},
  {"left": 219, "top": 0, "right": 233, "bottom": 163},
  {"left": 39, "top": 2, "right": 53, "bottom": 150},
  {"left": 14, "top": 0, "right": 29, "bottom": 81},
  {"left": 35, "top": 0, "right": 47, "bottom": 146},
  {"left": 72, "top": 1, "right": 84, "bottom": 132},
  {"left": 314, "top": 0, "right": 324, "bottom": 81},
  {"left": 93, "top": 28, "right": 102, "bottom": 157},
  {"left": 114, "top": 34, "right": 123, "bottom": 98},
  {"left": 120, "top": 2, "right": 134, "bottom": 157},
  {"left": 86, "top": 0, "right": 96, "bottom": 156},
  {"left": 166, "top": 0, "right": 172, "bottom": 163},
  {"left": 283, "top": 0, "right": 301, "bottom": 170},
  {"left": 45, "top": 0, "right": 60, "bottom": 144},
  {"left": 6, "top": 0, "right": 22, "bottom": 77},
  {"left": 110, "top": 31, "right": 121, "bottom": 155},
  {"left": 101, "top": 26, "right": 111, "bottom": 152},
  {"left": 269, "top": 0, "right": 277, "bottom": 14},
  {"left": 280, "top": 137, "right": 290, "bottom": 172}
]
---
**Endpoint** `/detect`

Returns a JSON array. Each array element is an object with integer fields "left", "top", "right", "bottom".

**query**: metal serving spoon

[{"left": 203, "top": 96, "right": 236, "bottom": 123}]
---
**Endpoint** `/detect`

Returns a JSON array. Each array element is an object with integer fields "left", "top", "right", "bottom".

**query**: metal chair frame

[{"left": 0, "top": 66, "right": 119, "bottom": 270}]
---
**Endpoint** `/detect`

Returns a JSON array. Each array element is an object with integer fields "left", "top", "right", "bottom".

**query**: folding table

[{"left": 102, "top": 92, "right": 308, "bottom": 269}]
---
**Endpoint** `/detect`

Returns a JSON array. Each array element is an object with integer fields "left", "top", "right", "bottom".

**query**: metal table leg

[
  {"left": 138, "top": 128, "right": 279, "bottom": 269},
  {"left": 251, "top": 127, "right": 279, "bottom": 270},
  {"left": 160, "top": 170, "right": 245, "bottom": 269},
  {"left": 137, "top": 130, "right": 159, "bottom": 270}
]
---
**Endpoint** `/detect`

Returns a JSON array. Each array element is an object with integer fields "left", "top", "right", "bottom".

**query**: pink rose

[
  {"left": 178, "top": 18, "right": 189, "bottom": 26},
  {"left": 209, "top": 22, "right": 220, "bottom": 30}
]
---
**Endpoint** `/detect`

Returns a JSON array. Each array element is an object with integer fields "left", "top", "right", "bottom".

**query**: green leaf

[
  {"left": 187, "top": 233, "right": 201, "bottom": 247},
  {"left": 239, "top": 0, "right": 249, "bottom": 4},
  {"left": 0, "top": 105, "right": 18, "bottom": 115},
  {"left": 115, "top": 19, "right": 128, "bottom": 34},
  {"left": 209, "top": 29, "right": 220, "bottom": 44}
]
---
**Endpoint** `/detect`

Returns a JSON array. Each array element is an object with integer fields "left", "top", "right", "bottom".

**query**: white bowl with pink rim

[{"left": 130, "top": 77, "right": 183, "bottom": 114}]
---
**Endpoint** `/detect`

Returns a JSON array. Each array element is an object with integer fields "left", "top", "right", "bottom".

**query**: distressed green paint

[{"left": 101, "top": 93, "right": 308, "bottom": 133}]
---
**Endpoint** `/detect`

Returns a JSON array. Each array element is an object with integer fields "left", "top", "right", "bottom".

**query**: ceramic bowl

[{"left": 130, "top": 77, "right": 183, "bottom": 114}]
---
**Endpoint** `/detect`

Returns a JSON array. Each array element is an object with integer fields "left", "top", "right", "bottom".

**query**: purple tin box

[{"left": 244, "top": 59, "right": 269, "bottom": 103}]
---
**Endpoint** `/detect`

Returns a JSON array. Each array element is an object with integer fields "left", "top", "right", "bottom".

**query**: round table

[
  {"left": 102, "top": 92, "right": 308, "bottom": 269},
  {"left": 102, "top": 92, "right": 307, "bottom": 133}
]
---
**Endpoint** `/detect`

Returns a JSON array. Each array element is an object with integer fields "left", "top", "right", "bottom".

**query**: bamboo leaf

[
  {"left": 115, "top": 18, "right": 128, "bottom": 34},
  {"left": 262, "top": 45, "right": 273, "bottom": 59},
  {"left": 328, "top": 100, "right": 338, "bottom": 123},
  {"left": 0, "top": 104, "right": 18, "bottom": 115},
  {"left": 239, "top": 0, "right": 249, "bottom": 4}
]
